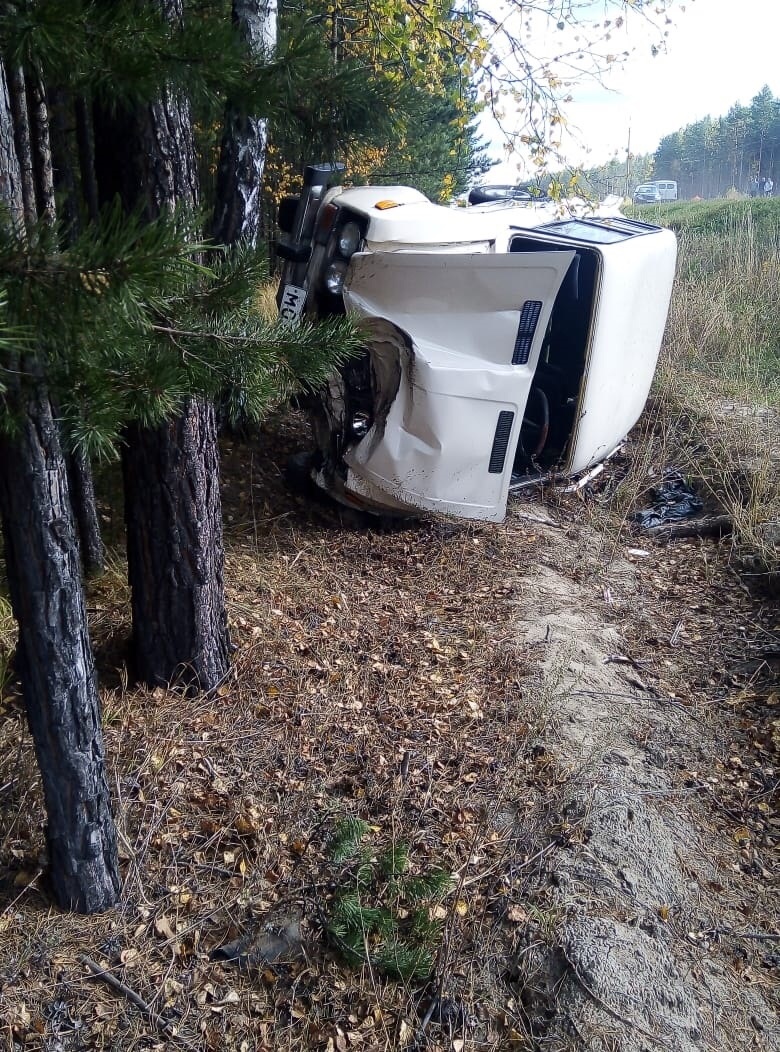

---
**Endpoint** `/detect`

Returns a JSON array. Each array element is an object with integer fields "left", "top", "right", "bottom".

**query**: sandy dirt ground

[{"left": 502, "top": 493, "right": 778, "bottom": 1050}]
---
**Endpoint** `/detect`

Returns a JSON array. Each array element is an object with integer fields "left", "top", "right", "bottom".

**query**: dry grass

[
  {"left": 0, "top": 594, "right": 15, "bottom": 695},
  {"left": 626, "top": 200, "right": 780, "bottom": 583},
  {"left": 0, "top": 418, "right": 565, "bottom": 1051},
  {"left": 254, "top": 281, "right": 279, "bottom": 324}
]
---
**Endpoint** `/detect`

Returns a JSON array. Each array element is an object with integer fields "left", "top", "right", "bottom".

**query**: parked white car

[{"left": 277, "top": 165, "right": 677, "bottom": 523}]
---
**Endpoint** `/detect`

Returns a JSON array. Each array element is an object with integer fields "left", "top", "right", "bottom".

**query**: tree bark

[
  {"left": 0, "top": 58, "right": 119, "bottom": 913},
  {"left": 122, "top": 400, "right": 229, "bottom": 689},
  {"left": 75, "top": 94, "right": 99, "bottom": 223},
  {"left": 212, "top": 0, "right": 277, "bottom": 246},
  {"left": 6, "top": 65, "right": 36, "bottom": 229},
  {"left": 66, "top": 447, "right": 106, "bottom": 577},
  {"left": 92, "top": 79, "right": 199, "bottom": 222},
  {"left": 48, "top": 86, "right": 81, "bottom": 237},
  {"left": 45, "top": 87, "right": 105, "bottom": 575},
  {"left": 93, "top": 0, "right": 230, "bottom": 691},
  {"left": 0, "top": 387, "right": 120, "bottom": 912},
  {"left": 211, "top": 0, "right": 276, "bottom": 434},
  {"left": 27, "top": 73, "right": 56, "bottom": 226}
]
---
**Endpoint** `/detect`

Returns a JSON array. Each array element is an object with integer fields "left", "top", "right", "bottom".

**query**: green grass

[{"left": 637, "top": 197, "right": 780, "bottom": 244}]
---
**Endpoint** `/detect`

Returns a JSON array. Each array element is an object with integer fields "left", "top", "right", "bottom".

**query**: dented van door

[{"left": 339, "top": 249, "right": 576, "bottom": 521}]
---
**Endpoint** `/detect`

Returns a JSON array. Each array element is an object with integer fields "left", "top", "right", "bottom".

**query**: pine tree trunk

[
  {"left": 0, "top": 385, "right": 120, "bottom": 912},
  {"left": 1, "top": 76, "right": 25, "bottom": 231},
  {"left": 93, "top": 82, "right": 200, "bottom": 223},
  {"left": 1, "top": 56, "right": 118, "bottom": 913},
  {"left": 27, "top": 73, "right": 56, "bottom": 225},
  {"left": 122, "top": 400, "right": 229, "bottom": 689},
  {"left": 46, "top": 87, "right": 105, "bottom": 575},
  {"left": 6, "top": 65, "right": 36, "bottom": 229},
  {"left": 48, "top": 86, "right": 81, "bottom": 236},
  {"left": 93, "top": 0, "right": 229, "bottom": 691},
  {"left": 66, "top": 448, "right": 105, "bottom": 577},
  {"left": 212, "top": 0, "right": 277, "bottom": 246},
  {"left": 75, "top": 94, "right": 99, "bottom": 223},
  {"left": 212, "top": 0, "right": 276, "bottom": 433}
]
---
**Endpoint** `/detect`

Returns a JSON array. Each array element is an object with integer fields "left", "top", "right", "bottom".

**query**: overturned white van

[{"left": 277, "top": 165, "right": 677, "bottom": 523}]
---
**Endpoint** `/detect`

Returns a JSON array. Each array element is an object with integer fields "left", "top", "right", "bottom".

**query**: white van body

[
  {"left": 654, "top": 180, "right": 678, "bottom": 201},
  {"left": 278, "top": 176, "right": 677, "bottom": 522}
]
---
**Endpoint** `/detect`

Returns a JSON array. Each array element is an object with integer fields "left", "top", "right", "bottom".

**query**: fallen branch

[
  {"left": 80, "top": 955, "right": 153, "bottom": 1017},
  {"left": 643, "top": 514, "right": 732, "bottom": 541},
  {"left": 701, "top": 929, "right": 780, "bottom": 942},
  {"left": 79, "top": 955, "right": 197, "bottom": 1049}
]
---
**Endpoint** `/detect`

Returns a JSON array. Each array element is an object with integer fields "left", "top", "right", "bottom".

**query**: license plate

[{"left": 279, "top": 283, "right": 307, "bottom": 322}]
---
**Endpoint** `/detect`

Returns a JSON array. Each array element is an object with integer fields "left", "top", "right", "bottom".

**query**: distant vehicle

[
  {"left": 633, "top": 183, "right": 661, "bottom": 203},
  {"left": 654, "top": 180, "right": 678, "bottom": 201},
  {"left": 468, "top": 184, "right": 550, "bottom": 204},
  {"left": 276, "top": 164, "right": 677, "bottom": 523},
  {"left": 633, "top": 180, "right": 678, "bottom": 203}
]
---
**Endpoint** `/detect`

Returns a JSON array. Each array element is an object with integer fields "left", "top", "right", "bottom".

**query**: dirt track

[{"left": 503, "top": 496, "right": 778, "bottom": 1050}]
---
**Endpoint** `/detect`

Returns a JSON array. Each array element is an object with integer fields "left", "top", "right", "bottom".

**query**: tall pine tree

[
  {"left": 212, "top": 0, "right": 277, "bottom": 246},
  {"left": 0, "top": 0, "right": 365, "bottom": 912},
  {"left": 93, "top": 0, "right": 230, "bottom": 691},
  {"left": 0, "top": 55, "right": 120, "bottom": 913}
]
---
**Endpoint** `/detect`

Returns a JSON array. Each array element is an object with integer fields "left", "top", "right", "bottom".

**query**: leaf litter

[{"left": 0, "top": 413, "right": 776, "bottom": 1051}]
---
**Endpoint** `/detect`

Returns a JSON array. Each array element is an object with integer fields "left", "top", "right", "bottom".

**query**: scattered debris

[
  {"left": 633, "top": 470, "right": 704, "bottom": 529},
  {"left": 210, "top": 912, "right": 304, "bottom": 970},
  {"left": 80, "top": 954, "right": 183, "bottom": 1045}
]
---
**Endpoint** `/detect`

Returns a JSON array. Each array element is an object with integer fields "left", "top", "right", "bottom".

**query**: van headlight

[
  {"left": 350, "top": 410, "right": 372, "bottom": 438},
  {"left": 338, "top": 221, "right": 362, "bottom": 258},
  {"left": 325, "top": 260, "right": 348, "bottom": 294}
]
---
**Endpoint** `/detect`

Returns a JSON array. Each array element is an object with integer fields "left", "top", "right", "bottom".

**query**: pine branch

[
  {"left": 328, "top": 817, "right": 370, "bottom": 864},
  {"left": 377, "top": 843, "right": 409, "bottom": 879},
  {"left": 1, "top": 202, "right": 359, "bottom": 454},
  {"left": 398, "top": 870, "right": 453, "bottom": 904}
]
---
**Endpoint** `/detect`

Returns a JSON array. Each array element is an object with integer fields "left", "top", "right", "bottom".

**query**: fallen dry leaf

[{"left": 154, "top": 914, "right": 176, "bottom": 940}]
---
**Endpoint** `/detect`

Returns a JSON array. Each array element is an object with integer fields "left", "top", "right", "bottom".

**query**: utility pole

[{"left": 625, "top": 122, "right": 632, "bottom": 199}]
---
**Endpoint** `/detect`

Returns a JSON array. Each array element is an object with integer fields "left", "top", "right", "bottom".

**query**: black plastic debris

[{"left": 632, "top": 471, "right": 703, "bottom": 531}]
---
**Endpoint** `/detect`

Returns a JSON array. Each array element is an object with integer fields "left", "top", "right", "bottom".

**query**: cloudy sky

[{"left": 482, "top": 0, "right": 780, "bottom": 179}]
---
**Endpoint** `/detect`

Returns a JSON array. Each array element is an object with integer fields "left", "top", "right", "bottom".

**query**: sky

[{"left": 482, "top": 0, "right": 780, "bottom": 181}]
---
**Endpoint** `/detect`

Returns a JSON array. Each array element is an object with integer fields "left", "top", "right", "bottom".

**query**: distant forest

[{"left": 575, "top": 85, "right": 779, "bottom": 200}]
